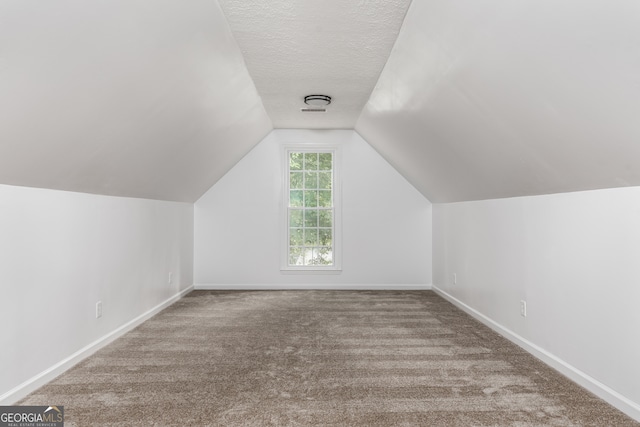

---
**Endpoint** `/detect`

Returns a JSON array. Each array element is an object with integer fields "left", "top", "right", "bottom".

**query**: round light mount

[{"left": 304, "top": 95, "right": 332, "bottom": 107}]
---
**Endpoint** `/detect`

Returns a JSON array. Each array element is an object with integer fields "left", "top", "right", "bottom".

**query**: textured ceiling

[
  {"left": 217, "top": 0, "right": 412, "bottom": 129},
  {"left": 0, "top": 0, "right": 271, "bottom": 202},
  {"left": 357, "top": 0, "right": 640, "bottom": 202},
  {"left": 4, "top": 0, "right": 640, "bottom": 204}
]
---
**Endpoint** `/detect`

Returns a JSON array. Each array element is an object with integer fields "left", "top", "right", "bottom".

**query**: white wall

[
  {"left": 433, "top": 187, "right": 640, "bottom": 420},
  {"left": 195, "top": 129, "right": 432, "bottom": 287},
  {"left": 0, "top": 184, "right": 193, "bottom": 402}
]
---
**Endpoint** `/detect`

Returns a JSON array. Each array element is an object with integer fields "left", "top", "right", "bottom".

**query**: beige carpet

[{"left": 20, "top": 290, "right": 638, "bottom": 426}]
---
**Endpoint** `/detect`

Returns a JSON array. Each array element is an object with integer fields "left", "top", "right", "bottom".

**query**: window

[{"left": 282, "top": 146, "right": 341, "bottom": 271}]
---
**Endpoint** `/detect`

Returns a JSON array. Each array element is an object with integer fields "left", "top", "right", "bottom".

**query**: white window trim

[{"left": 281, "top": 143, "right": 342, "bottom": 272}]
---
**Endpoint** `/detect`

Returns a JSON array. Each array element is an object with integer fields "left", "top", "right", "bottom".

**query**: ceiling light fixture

[{"left": 304, "top": 95, "right": 331, "bottom": 107}]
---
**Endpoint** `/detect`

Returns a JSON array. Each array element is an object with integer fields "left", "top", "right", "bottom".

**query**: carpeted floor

[{"left": 20, "top": 290, "right": 639, "bottom": 426}]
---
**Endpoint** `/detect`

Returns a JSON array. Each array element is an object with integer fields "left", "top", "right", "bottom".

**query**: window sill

[{"left": 280, "top": 268, "right": 342, "bottom": 275}]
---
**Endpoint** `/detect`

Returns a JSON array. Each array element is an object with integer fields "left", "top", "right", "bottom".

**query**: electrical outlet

[
  {"left": 168, "top": 272, "right": 173, "bottom": 284},
  {"left": 453, "top": 273, "right": 457, "bottom": 285},
  {"left": 96, "top": 301, "right": 103, "bottom": 319},
  {"left": 520, "top": 300, "right": 527, "bottom": 317}
]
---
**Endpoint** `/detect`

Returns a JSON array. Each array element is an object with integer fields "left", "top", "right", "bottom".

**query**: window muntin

[{"left": 286, "top": 150, "right": 336, "bottom": 268}]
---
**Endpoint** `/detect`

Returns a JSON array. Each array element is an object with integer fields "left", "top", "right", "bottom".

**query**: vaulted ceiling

[
  {"left": 357, "top": 0, "right": 640, "bottom": 202},
  {"left": 0, "top": 0, "right": 271, "bottom": 202},
  {"left": 2, "top": 1, "right": 640, "bottom": 203},
  {"left": 217, "top": 0, "right": 411, "bottom": 129}
]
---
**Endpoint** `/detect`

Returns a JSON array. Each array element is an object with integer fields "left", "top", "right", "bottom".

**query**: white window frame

[{"left": 281, "top": 143, "right": 342, "bottom": 273}]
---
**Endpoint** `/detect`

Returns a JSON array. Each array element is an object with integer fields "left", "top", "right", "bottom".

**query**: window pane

[
  {"left": 290, "top": 190, "right": 303, "bottom": 207},
  {"left": 289, "top": 209, "right": 303, "bottom": 227},
  {"left": 290, "top": 152, "right": 303, "bottom": 171},
  {"left": 319, "top": 153, "right": 332, "bottom": 170},
  {"left": 318, "top": 190, "right": 332, "bottom": 207},
  {"left": 304, "top": 190, "right": 318, "bottom": 207},
  {"left": 290, "top": 228, "right": 304, "bottom": 246},
  {"left": 310, "top": 248, "right": 332, "bottom": 265},
  {"left": 318, "top": 172, "right": 332, "bottom": 189},
  {"left": 305, "top": 209, "right": 318, "bottom": 227},
  {"left": 304, "top": 172, "right": 318, "bottom": 189},
  {"left": 319, "top": 228, "right": 332, "bottom": 246},
  {"left": 304, "top": 153, "right": 318, "bottom": 170},
  {"left": 289, "top": 247, "right": 304, "bottom": 265},
  {"left": 318, "top": 210, "right": 332, "bottom": 227},
  {"left": 290, "top": 172, "right": 303, "bottom": 189},
  {"left": 304, "top": 229, "right": 318, "bottom": 245},
  {"left": 317, "top": 247, "right": 333, "bottom": 265},
  {"left": 287, "top": 149, "right": 336, "bottom": 269},
  {"left": 308, "top": 248, "right": 320, "bottom": 265}
]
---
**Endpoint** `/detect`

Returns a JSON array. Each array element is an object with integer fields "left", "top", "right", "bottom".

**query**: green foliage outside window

[{"left": 288, "top": 151, "right": 334, "bottom": 266}]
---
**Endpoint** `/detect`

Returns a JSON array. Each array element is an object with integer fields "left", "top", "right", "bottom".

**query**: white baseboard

[
  {"left": 0, "top": 285, "right": 194, "bottom": 405},
  {"left": 194, "top": 283, "right": 432, "bottom": 290},
  {"left": 432, "top": 285, "right": 640, "bottom": 423}
]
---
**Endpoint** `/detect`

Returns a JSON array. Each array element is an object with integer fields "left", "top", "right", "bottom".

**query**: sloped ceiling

[
  {"left": 0, "top": 0, "right": 271, "bottom": 202},
  {"left": 4, "top": 1, "right": 640, "bottom": 204},
  {"left": 356, "top": 0, "right": 640, "bottom": 203}
]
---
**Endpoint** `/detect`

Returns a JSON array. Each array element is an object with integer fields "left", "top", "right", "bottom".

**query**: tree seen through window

[{"left": 288, "top": 151, "right": 334, "bottom": 266}]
